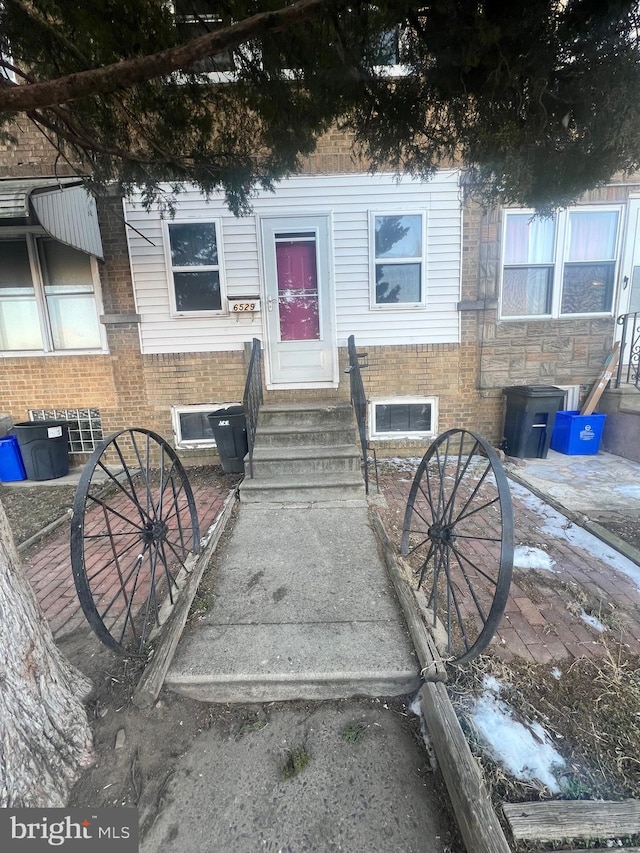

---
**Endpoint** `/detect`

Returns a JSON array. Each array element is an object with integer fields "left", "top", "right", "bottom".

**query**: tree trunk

[{"left": 0, "top": 499, "right": 94, "bottom": 807}]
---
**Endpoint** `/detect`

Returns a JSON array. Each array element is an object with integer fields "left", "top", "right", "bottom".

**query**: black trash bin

[
  {"left": 12, "top": 420, "right": 70, "bottom": 480},
  {"left": 502, "top": 386, "right": 566, "bottom": 459},
  {"left": 207, "top": 406, "right": 248, "bottom": 474}
]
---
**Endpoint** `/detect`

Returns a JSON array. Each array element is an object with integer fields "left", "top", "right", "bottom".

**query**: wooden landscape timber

[
  {"left": 133, "top": 487, "right": 238, "bottom": 708},
  {"left": 372, "top": 508, "right": 512, "bottom": 853},
  {"left": 370, "top": 510, "right": 447, "bottom": 682},
  {"left": 580, "top": 341, "right": 620, "bottom": 416},
  {"left": 503, "top": 799, "right": 640, "bottom": 844}
]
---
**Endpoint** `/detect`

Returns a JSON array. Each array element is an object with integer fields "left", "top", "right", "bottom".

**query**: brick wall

[
  {"left": 0, "top": 118, "right": 79, "bottom": 178},
  {"left": 0, "top": 192, "right": 147, "bottom": 447}
]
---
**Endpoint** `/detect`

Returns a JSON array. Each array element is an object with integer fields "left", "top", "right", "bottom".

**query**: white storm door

[
  {"left": 260, "top": 215, "right": 337, "bottom": 387},
  {"left": 617, "top": 199, "right": 640, "bottom": 375},
  {"left": 619, "top": 199, "right": 640, "bottom": 317}
]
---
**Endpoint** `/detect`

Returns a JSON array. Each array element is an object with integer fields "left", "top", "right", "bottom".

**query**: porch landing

[
  {"left": 164, "top": 501, "right": 420, "bottom": 703},
  {"left": 600, "top": 386, "right": 640, "bottom": 463}
]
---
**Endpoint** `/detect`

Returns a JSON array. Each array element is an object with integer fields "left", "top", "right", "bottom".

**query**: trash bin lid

[
  {"left": 13, "top": 419, "right": 70, "bottom": 427},
  {"left": 208, "top": 405, "right": 244, "bottom": 419},
  {"left": 503, "top": 385, "right": 565, "bottom": 396}
]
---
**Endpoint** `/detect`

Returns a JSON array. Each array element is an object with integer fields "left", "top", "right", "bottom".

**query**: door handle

[{"left": 268, "top": 297, "right": 274, "bottom": 311}]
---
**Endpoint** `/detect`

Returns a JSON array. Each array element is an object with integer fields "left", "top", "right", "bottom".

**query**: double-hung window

[
  {"left": 166, "top": 220, "right": 225, "bottom": 316},
  {"left": 0, "top": 236, "right": 103, "bottom": 353},
  {"left": 501, "top": 208, "right": 621, "bottom": 319},
  {"left": 370, "top": 212, "right": 426, "bottom": 308}
]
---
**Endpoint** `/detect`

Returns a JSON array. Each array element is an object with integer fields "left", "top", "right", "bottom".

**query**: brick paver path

[
  {"left": 22, "top": 477, "right": 237, "bottom": 641},
  {"left": 24, "top": 461, "right": 640, "bottom": 665},
  {"left": 378, "top": 469, "right": 640, "bottom": 664}
]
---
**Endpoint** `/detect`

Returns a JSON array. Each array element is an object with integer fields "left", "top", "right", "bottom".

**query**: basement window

[
  {"left": 369, "top": 397, "right": 438, "bottom": 441},
  {"left": 29, "top": 408, "right": 103, "bottom": 453},
  {"left": 172, "top": 403, "right": 239, "bottom": 449}
]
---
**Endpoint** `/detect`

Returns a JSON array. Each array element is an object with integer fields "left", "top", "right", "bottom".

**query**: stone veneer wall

[{"left": 459, "top": 181, "right": 640, "bottom": 444}]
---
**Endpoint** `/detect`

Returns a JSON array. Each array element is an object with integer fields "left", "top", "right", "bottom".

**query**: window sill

[
  {"left": 370, "top": 432, "right": 437, "bottom": 442},
  {"left": 174, "top": 441, "right": 217, "bottom": 451},
  {"left": 171, "top": 310, "right": 226, "bottom": 319},
  {"left": 500, "top": 312, "right": 613, "bottom": 322},
  {"left": 0, "top": 348, "right": 109, "bottom": 358},
  {"left": 100, "top": 313, "right": 141, "bottom": 325},
  {"left": 370, "top": 302, "right": 426, "bottom": 311}
]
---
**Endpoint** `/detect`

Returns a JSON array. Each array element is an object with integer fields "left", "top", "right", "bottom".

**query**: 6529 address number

[{"left": 230, "top": 301, "right": 259, "bottom": 312}]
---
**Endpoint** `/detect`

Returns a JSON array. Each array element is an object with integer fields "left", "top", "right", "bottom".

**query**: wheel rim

[
  {"left": 70, "top": 428, "right": 200, "bottom": 656},
  {"left": 401, "top": 429, "right": 513, "bottom": 665}
]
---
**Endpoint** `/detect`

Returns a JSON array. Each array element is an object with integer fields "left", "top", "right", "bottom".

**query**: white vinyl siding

[{"left": 124, "top": 171, "right": 462, "bottom": 354}]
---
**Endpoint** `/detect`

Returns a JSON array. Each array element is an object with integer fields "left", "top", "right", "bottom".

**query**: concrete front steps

[{"left": 239, "top": 401, "right": 365, "bottom": 503}]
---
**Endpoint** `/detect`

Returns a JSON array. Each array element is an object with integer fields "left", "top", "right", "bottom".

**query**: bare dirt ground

[
  {"left": 0, "top": 481, "right": 76, "bottom": 545},
  {"left": 592, "top": 514, "right": 640, "bottom": 552}
]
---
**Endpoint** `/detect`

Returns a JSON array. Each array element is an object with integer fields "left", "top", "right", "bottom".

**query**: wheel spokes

[
  {"left": 401, "top": 428, "right": 513, "bottom": 664},
  {"left": 70, "top": 427, "right": 201, "bottom": 656}
]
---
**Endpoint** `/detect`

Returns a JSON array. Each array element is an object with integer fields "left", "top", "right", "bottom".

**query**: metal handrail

[
  {"left": 243, "top": 338, "right": 263, "bottom": 478},
  {"left": 615, "top": 312, "right": 640, "bottom": 390},
  {"left": 346, "top": 334, "right": 377, "bottom": 494}
]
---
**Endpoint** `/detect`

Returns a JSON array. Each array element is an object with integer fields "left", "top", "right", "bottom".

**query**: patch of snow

[
  {"left": 551, "top": 667, "right": 562, "bottom": 680},
  {"left": 470, "top": 689, "right": 565, "bottom": 793},
  {"left": 409, "top": 692, "right": 437, "bottom": 770},
  {"left": 482, "top": 674, "right": 503, "bottom": 694},
  {"left": 509, "top": 480, "right": 640, "bottom": 589},
  {"left": 580, "top": 610, "right": 607, "bottom": 633},
  {"left": 514, "top": 545, "right": 556, "bottom": 572},
  {"left": 381, "top": 457, "right": 423, "bottom": 472}
]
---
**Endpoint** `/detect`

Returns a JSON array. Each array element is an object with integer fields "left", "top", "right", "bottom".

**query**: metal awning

[{"left": 0, "top": 178, "right": 104, "bottom": 259}]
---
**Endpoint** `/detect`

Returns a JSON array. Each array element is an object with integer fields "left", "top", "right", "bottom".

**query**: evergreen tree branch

[{"left": 0, "top": 0, "right": 346, "bottom": 112}]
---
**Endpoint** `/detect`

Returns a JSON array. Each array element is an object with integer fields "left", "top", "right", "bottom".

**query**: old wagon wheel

[
  {"left": 401, "top": 429, "right": 513, "bottom": 665},
  {"left": 70, "top": 428, "right": 200, "bottom": 656}
]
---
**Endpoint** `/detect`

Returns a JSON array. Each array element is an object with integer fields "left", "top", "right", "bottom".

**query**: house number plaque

[{"left": 228, "top": 299, "right": 261, "bottom": 313}]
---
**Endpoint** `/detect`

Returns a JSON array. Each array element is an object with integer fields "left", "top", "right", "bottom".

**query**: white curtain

[{"left": 504, "top": 214, "right": 556, "bottom": 265}]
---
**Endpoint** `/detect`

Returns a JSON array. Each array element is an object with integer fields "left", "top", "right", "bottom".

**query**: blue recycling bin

[
  {"left": 550, "top": 411, "right": 607, "bottom": 455},
  {"left": 0, "top": 434, "right": 27, "bottom": 481}
]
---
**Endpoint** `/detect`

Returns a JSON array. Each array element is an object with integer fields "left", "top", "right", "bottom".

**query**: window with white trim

[
  {"left": 0, "top": 236, "right": 103, "bottom": 353},
  {"left": 165, "top": 220, "right": 225, "bottom": 315},
  {"left": 501, "top": 208, "right": 621, "bottom": 319},
  {"left": 171, "top": 403, "right": 239, "bottom": 449},
  {"left": 369, "top": 397, "right": 437, "bottom": 441},
  {"left": 370, "top": 212, "right": 426, "bottom": 307}
]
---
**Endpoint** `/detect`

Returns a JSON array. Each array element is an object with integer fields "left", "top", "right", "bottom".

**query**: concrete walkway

[
  {"left": 165, "top": 501, "right": 421, "bottom": 702},
  {"left": 146, "top": 499, "right": 444, "bottom": 853}
]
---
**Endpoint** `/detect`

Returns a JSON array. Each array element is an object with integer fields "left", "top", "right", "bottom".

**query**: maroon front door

[
  {"left": 261, "top": 215, "right": 336, "bottom": 387},
  {"left": 275, "top": 238, "right": 321, "bottom": 341}
]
